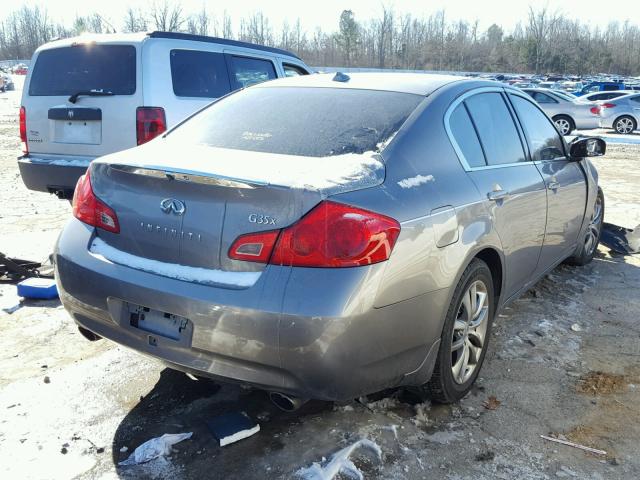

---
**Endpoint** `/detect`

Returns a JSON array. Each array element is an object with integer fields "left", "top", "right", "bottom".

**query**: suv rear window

[
  {"left": 29, "top": 45, "right": 136, "bottom": 96},
  {"left": 167, "top": 87, "right": 422, "bottom": 157},
  {"left": 170, "top": 49, "right": 231, "bottom": 98}
]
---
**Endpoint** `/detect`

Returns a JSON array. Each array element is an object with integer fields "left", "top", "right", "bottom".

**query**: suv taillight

[
  {"left": 229, "top": 201, "right": 401, "bottom": 267},
  {"left": 19, "top": 106, "right": 28, "bottom": 154},
  {"left": 590, "top": 106, "right": 600, "bottom": 115},
  {"left": 136, "top": 107, "right": 166, "bottom": 145},
  {"left": 72, "top": 171, "right": 120, "bottom": 233},
  {"left": 600, "top": 103, "right": 616, "bottom": 109}
]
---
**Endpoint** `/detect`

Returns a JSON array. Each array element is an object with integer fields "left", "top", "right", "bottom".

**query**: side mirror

[{"left": 569, "top": 137, "right": 606, "bottom": 159}]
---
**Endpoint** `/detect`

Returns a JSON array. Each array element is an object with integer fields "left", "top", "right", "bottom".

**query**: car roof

[
  {"left": 34, "top": 31, "right": 302, "bottom": 61},
  {"left": 255, "top": 72, "right": 467, "bottom": 95}
]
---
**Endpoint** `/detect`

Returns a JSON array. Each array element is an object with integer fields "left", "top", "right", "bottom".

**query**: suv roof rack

[{"left": 147, "top": 31, "right": 302, "bottom": 61}]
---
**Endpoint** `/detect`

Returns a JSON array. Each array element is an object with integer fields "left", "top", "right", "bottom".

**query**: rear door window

[
  {"left": 530, "top": 92, "right": 557, "bottom": 103},
  {"left": 465, "top": 92, "right": 526, "bottom": 166},
  {"left": 29, "top": 45, "right": 136, "bottom": 96},
  {"left": 170, "top": 49, "right": 231, "bottom": 98},
  {"left": 448, "top": 104, "right": 486, "bottom": 168},
  {"left": 509, "top": 95, "right": 565, "bottom": 161},
  {"left": 228, "top": 56, "right": 277, "bottom": 89}
]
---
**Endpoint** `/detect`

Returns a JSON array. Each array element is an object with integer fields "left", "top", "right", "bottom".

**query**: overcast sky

[{"left": 7, "top": 0, "right": 640, "bottom": 32}]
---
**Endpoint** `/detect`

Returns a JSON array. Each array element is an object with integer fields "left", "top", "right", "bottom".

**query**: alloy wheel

[
  {"left": 615, "top": 117, "right": 635, "bottom": 134},
  {"left": 555, "top": 118, "right": 571, "bottom": 135},
  {"left": 584, "top": 194, "right": 603, "bottom": 256},
  {"left": 451, "top": 280, "right": 489, "bottom": 385}
]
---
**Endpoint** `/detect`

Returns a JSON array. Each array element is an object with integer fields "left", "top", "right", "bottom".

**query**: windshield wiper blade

[{"left": 68, "top": 90, "right": 114, "bottom": 104}]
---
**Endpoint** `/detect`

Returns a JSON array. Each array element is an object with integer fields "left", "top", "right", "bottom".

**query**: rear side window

[
  {"left": 170, "top": 50, "right": 231, "bottom": 98},
  {"left": 465, "top": 92, "right": 526, "bottom": 166},
  {"left": 449, "top": 104, "right": 486, "bottom": 168},
  {"left": 29, "top": 45, "right": 136, "bottom": 96},
  {"left": 603, "top": 85, "right": 619, "bottom": 91},
  {"left": 529, "top": 92, "right": 557, "bottom": 103},
  {"left": 229, "top": 56, "right": 276, "bottom": 88},
  {"left": 510, "top": 95, "right": 565, "bottom": 161},
  {"left": 167, "top": 87, "right": 422, "bottom": 157},
  {"left": 283, "top": 64, "right": 309, "bottom": 77}
]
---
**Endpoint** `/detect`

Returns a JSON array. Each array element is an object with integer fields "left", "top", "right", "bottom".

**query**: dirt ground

[{"left": 1, "top": 78, "right": 640, "bottom": 480}]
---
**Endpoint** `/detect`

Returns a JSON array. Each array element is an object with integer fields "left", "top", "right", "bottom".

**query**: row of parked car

[{"left": 517, "top": 86, "right": 640, "bottom": 135}]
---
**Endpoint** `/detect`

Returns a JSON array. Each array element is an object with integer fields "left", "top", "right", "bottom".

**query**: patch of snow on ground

[
  {"left": 90, "top": 238, "right": 261, "bottom": 288},
  {"left": 296, "top": 439, "right": 382, "bottom": 480},
  {"left": 397, "top": 174, "right": 434, "bottom": 189}
]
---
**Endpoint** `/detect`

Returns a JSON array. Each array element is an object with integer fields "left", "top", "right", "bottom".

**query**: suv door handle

[
  {"left": 547, "top": 181, "right": 560, "bottom": 190},
  {"left": 487, "top": 189, "right": 509, "bottom": 201}
]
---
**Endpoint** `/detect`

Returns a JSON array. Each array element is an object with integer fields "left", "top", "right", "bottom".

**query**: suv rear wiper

[{"left": 68, "top": 90, "right": 114, "bottom": 104}]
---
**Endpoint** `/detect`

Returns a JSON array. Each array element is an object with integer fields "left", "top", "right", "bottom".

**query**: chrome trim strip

[{"left": 108, "top": 164, "right": 263, "bottom": 189}]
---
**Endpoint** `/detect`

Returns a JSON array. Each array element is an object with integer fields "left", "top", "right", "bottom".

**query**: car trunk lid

[{"left": 88, "top": 142, "right": 385, "bottom": 275}]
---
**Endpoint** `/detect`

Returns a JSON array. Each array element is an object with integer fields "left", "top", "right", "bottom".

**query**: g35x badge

[{"left": 248, "top": 213, "right": 277, "bottom": 225}]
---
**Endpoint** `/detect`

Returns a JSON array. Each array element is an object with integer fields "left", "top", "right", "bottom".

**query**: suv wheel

[
  {"left": 614, "top": 116, "right": 636, "bottom": 134},
  {"left": 423, "top": 259, "right": 495, "bottom": 403},
  {"left": 566, "top": 188, "right": 605, "bottom": 266},
  {"left": 553, "top": 115, "right": 575, "bottom": 135}
]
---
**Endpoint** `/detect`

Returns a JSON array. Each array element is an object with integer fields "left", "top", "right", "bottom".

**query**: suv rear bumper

[{"left": 18, "top": 155, "right": 93, "bottom": 199}]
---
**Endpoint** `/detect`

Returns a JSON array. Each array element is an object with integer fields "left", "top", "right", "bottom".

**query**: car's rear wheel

[
  {"left": 553, "top": 115, "right": 575, "bottom": 135},
  {"left": 614, "top": 115, "right": 636, "bottom": 134},
  {"left": 423, "top": 259, "right": 495, "bottom": 403},
  {"left": 566, "top": 188, "right": 605, "bottom": 266}
]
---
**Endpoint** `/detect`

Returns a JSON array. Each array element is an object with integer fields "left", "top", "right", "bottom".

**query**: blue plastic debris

[
  {"left": 206, "top": 412, "right": 260, "bottom": 446},
  {"left": 17, "top": 277, "right": 59, "bottom": 300}
]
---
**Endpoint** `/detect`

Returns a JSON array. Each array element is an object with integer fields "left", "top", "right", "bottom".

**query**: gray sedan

[
  {"left": 55, "top": 73, "right": 605, "bottom": 409},
  {"left": 522, "top": 88, "right": 600, "bottom": 134},
  {"left": 597, "top": 92, "right": 640, "bottom": 134}
]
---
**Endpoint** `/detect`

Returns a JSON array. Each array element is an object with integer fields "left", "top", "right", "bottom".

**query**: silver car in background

[
  {"left": 522, "top": 87, "right": 600, "bottom": 134},
  {"left": 575, "top": 90, "right": 634, "bottom": 104},
  {"left": 596, "top": 92, "right": 640, "bottom": 134},
  {"left": 55, "top": 73, "right": 606, "bottom": 409}
]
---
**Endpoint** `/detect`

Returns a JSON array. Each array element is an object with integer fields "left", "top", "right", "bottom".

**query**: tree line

[{"left": 1, "top": 2, "right": 640, "bottom": 76}]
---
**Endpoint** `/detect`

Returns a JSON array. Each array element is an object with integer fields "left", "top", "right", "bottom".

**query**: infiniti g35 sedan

[{"left": 55, "top": 73, "right": 606, "bottom": 408}]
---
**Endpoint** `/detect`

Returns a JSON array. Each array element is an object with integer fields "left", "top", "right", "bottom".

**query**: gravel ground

[{"left": 1, "top": 78, "right": 639, "bottom": 480}]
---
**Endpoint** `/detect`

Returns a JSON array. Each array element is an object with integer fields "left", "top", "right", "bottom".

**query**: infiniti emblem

[{"left": 160, "top": 198, "right": 186, "bottom": 215}]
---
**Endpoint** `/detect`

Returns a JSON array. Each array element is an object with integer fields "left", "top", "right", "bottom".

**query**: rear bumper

[
  {"left": 54, "top": 219, "right": 446, "bottom": 401},
  {"left": 18, "top": 155, "right": 93, "bottom": 198}
]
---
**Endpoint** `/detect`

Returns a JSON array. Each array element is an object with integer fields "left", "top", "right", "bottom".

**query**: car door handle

[
  {"left": 547, "top": 181, "right": 560, "bottom": 190},
  {"left": 487, "top": 190, "right": 509, "bottom": 201}
]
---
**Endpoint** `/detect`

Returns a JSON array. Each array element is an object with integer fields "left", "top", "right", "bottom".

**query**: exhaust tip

[{"left": 269, "top": 392, "right": 308, "bottom": 412}]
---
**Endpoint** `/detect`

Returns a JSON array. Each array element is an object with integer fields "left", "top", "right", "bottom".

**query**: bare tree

[{"left": 150, "top": 1, "right": 185, "bottom": 32}]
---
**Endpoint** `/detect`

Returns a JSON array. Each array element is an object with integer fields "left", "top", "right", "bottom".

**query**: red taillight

[
  {"left": 229, "top": 230, "right": 280, "bottom": 263},
  {"left": 72, "top": 171, "right": 120, "bottom": 233},
  {"left": 229, "top": 201, "right": 400, "bottom": 268},
  {"left": 600, "top": 103, "right": 616, "bottom": 109},
  {"left": 590, "top": 106, "right": 600, "bottom": 115},
  {"left": 19, "top": 106, "right": 28, "bottom": 154},
  {"left": 136, "top": 107, "right": 166, "bottom": 145}
]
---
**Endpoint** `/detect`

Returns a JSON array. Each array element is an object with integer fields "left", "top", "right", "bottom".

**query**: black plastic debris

[
  {"left": 206, "top": 412, "right": 260, "bottom": 446},
  {"left": 600, "top": 223, "right": 640, "bottom": 254}
]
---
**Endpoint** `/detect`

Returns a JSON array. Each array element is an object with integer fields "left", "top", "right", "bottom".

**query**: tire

[
  {"left": 613, "top": 115, "right": 636, "bottom": 134},
  {"left": 423, "top": 258, "right": 495, "bottom": 403},
  {"left": 565, "top": 187, "right": 605, "bottom": 266},
  {"left": 553, "top": 115, "right": 575, "bottom": 135}
]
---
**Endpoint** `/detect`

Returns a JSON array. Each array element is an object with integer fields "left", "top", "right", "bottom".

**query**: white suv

[{"left": 18, "top": 31, "right": 311, "bottom": 199}]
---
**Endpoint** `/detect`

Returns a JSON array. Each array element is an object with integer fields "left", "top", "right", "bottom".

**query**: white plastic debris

[
  {"left": 118, "top": 432, "right": 192, "bottom": 466},
  {"left": 119, "top": 446, "right": 128, "bottom": 453},
  {"left": 570, "top": 323, "right": 582, "bottom": 332},
  {"left": 297, "top": 438, "right": 382, "bottom": 480}
]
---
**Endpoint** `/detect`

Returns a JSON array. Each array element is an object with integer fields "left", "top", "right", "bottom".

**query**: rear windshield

[
  {"left": 29, "top": 45, "right": 136, "bottom": 96},
  {"left": 166, "top": 87, "right": 423, "bottom": 157}
]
